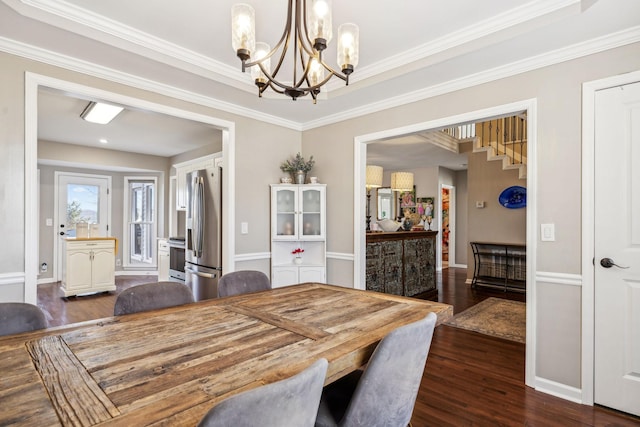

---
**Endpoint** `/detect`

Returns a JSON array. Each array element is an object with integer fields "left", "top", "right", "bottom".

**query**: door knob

[{"left": 600, "top": 258, "right": 629, "bottom": 269}]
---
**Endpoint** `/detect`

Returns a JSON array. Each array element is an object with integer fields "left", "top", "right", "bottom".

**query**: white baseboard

[
  {"left": 115, "top": 271, "right": 158, "bottom": 277},
  {"left": 534, "top": 377, "right": 584, "bottom": 404}
]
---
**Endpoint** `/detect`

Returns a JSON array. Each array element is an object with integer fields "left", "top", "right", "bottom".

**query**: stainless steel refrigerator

[{"left": 185, "top": 167, "right": 222, "bottom": 300}]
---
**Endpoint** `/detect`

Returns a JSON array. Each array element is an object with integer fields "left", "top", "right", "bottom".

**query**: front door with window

[{"left": 56, "top": 172, "right": 111, "bottom": 281}]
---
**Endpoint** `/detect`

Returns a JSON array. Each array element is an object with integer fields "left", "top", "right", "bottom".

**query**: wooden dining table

[{"left": 0, "top": 283, "right": 452, "bottom": 426}]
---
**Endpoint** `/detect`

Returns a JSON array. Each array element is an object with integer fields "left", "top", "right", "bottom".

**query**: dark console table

[
  {"left": 470, "top": 241, "right": 526, "bottom": 292},
  {"left": 366, "top": 231, "right": 438, "bottom": 299}
]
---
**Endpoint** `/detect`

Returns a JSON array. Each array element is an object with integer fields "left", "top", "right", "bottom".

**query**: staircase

[{"left": 473, "top": 115, "right": 527, "bottom": 179}]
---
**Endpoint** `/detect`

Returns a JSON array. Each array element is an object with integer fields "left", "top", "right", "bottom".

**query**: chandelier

[{"left": 231, "top": 0, "right": 359, "bottom": 103}]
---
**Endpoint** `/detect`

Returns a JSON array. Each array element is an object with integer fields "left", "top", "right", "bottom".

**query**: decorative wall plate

[{"left": 499, "top": 186, "right": 527, "bottom": 209}]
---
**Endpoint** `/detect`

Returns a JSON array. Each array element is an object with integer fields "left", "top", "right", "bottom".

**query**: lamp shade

[
  {"left": 390, "top": 172, "right": 413, "bottom": 192},
  {"left": 366, "top": 165, "right": 383, "bottom": 189}
]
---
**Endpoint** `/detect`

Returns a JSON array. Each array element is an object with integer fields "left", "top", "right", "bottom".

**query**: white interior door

[
  {"left": 55, "top": 173, "right": 111, "bottom": 281},
  {"left": 594, "top": 80, "right": 640, "bottom": 416}
]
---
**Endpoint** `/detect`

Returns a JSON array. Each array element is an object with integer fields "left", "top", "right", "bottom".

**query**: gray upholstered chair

[
  {"left": 0, "top": 302, "right": 48, "bottom": 336},
  {"left": 198, "top": 358, "right": 328, "bottom": 427},
  {"left": 113, "top": 281, "right": 195, "bottom": 316},
  {"left": 314, "top": 312, "right": 438, "bottom": 427},
  {"left": 217, "top": 270, "right": 271, "bottom": 298}
]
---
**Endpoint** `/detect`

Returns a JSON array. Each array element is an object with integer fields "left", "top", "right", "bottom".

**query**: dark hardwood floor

[{"left": 37, "top": 270, "right": 638, "bottom": 426}]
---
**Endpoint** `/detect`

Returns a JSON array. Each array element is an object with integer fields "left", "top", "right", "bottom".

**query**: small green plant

[{"left": 280, "top": 152, "right": 315, "bottom": 173}]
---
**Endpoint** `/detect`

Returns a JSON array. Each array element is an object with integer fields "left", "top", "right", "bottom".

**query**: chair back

[
  {"left": 218, "top": 270, "right": 271, "bottom": 298},
  {"left": 114, "top": 281, "right": 195, "bottom": 316},
  {"left": 198, "top": 358, "right": 328, "bottom": 427},
  {"left": 0, "top": 303, "right": 48, "bottom": 336},
  {"left": 340, "top": 312, "right": 437, "bottom": 427}
]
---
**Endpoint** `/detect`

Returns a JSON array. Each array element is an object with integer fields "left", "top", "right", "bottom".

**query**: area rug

[{"left": 444, "top": 297, "right": 525, "bottom": 343}]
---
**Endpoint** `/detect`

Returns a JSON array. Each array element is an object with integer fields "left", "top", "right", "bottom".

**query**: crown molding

[
  {"left": 4, "top": 0, "right": 581, "bottom": 97},
  {"left": 302, "top": 26, "right": 640, "bottom": 130},
  {"left": 320, "top": 0, "right": 582, "bottom": 92},
  {"left": 0, "top": 36, "right": 303, "bottom": 131},
  {"left": 1, "top": 24, "right": 638, "bottom": 132}
]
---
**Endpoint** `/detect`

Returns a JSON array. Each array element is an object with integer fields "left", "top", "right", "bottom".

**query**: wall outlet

[
  {"left": 40, "top": 262, "right": 47, "bottom": 272},
  {"left": 116, "top": 259, "right": 122, "bottom": 266}
]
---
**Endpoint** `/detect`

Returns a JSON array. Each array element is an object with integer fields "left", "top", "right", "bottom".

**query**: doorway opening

[
  {"left": 24, "top": 72, "right": 236, "bottom": 307},
  {"left": 355, "top": 98, "right": 537, "bottom": 388}
]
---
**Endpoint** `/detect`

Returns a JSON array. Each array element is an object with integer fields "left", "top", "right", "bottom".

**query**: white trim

[
  {"left": 353, "top": 97, "right": 538, "bottom": 387},
  {"left": 0, "top": 272, "right": 25, "bottom": 285},
  {"left": 305, "top": 27, "right": 640, "bottom": 130},
  {"left": 327, "top": 252, "right": 355, "bottom": 262},
  {"left": 580, "top": 68, "right": 640, "bottom": 406},
  {"left": 2, "top": 0, "right": 581, "bottom": 102},
  {"left": 1, "top": 37, "right": 301, "bottom": 131},
  {"left": 114, "top": 271, "right": 157, "bottom": 277},
  {"left": 234, "top": 252, "right": 271, "bottom": 262},
  {"left": 534, "top": 377, "right": 583, "bottom": 404},
  {"left": 535, "top": 271, "right": 582, "bottom": 287},
  {"left": 2, "top": 26, "right": 639, "bottom": 131},
  {"left": 24, "top": 72, "right": 236, "bottom": 306},
  {"left": 449, "top": 263, "right": 467, "bottom": 269}
]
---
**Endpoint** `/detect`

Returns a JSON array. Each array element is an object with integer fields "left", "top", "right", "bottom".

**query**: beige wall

[
  {"left": 2, "top": 42, "right": 640, "bottom": 393},
  {"left": 466, "top": 150, "right": 526, "bottom": 280},
  {"left": 302, "top": 43, "right": 640, "bottom": 390}
]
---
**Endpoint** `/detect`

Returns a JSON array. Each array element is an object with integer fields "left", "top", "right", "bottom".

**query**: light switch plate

[
  {"left": 541, "top": 223, "right": 555, "bottom": 241},
  {"left": 241, "top": 222, "right": 248, "bottom": 234}
]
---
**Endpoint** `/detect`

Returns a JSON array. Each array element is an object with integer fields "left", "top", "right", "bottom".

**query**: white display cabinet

[{"left": 270, "top": 184, "right": 326, "bottom": 287}]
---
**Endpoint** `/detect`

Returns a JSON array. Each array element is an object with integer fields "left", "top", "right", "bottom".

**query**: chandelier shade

[
  {"left": 366, "top": 165, "right": 384, "bottom": 189},
  {"left": 231, "top": 0, "right": 359, "bottom": 102},
  {"left": 390, "top": 172, "right": 414, "bottom": 192}
]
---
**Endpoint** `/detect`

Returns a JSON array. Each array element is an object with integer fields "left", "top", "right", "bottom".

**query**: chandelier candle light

[{"left": 231, "top": 0, "right": 359, "bottom": 103}]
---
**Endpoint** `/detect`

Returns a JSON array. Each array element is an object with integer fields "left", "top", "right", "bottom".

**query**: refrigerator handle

[
  {"left": 185, "top": 265, "right": 218, "bottom": 279},
  {"left": 192, "top": 175, "right": 205, "bottom": 258}
]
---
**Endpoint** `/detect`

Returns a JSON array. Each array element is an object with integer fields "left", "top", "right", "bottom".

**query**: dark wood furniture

[
  {"left": 470, "top": 242, "right": 526, "bottom": 292},
  {"left": 0, "top": 283, "right": 452, "bottom": 426},
  {"left": 366, "top": 231, "right": 438, "bottom": 299}
]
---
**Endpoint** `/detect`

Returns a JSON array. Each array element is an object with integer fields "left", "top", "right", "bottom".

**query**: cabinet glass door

[
  {"left": 301, "top": 187, "right": 323, "bottom": 238},
  {"left": 275, "top": 188, "right": 297, "bottom": 237}
]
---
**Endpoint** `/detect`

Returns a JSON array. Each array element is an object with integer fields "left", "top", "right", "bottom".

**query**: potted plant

[
  {"left": 280, "top": 152, "right": 315, "bottom": 184},
  {"left": 292, "top": 247, "right": 304, "bottom": 264}
]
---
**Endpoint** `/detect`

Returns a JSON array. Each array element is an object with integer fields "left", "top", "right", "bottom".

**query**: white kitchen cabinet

[
  {"left": 173, "top": 155, "right": 220, "bottom": 211},
  {"left": 175, "top": 166, "right": 188, "bottom": 210},
  {"left": 157, "top": 238, "right": 170, "bottom": 281},
  {"left": 270, "top": 184, "right": 326, "bottom": 288},
  {"left": 61, "top": 238, "right": 116, "bottom": 297}
]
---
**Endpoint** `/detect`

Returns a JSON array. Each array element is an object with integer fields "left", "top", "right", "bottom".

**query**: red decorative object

[{"left": 292, "top": 248, "right": 304, "bottom": 255}]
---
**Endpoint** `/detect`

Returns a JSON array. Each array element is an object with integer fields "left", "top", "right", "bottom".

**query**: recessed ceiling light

[
  {"left": 80, "top": 101, "right": 124, "bottom": 124},
  {"left": 99, "top": 138, "right": 108, "bottom": 144}
]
